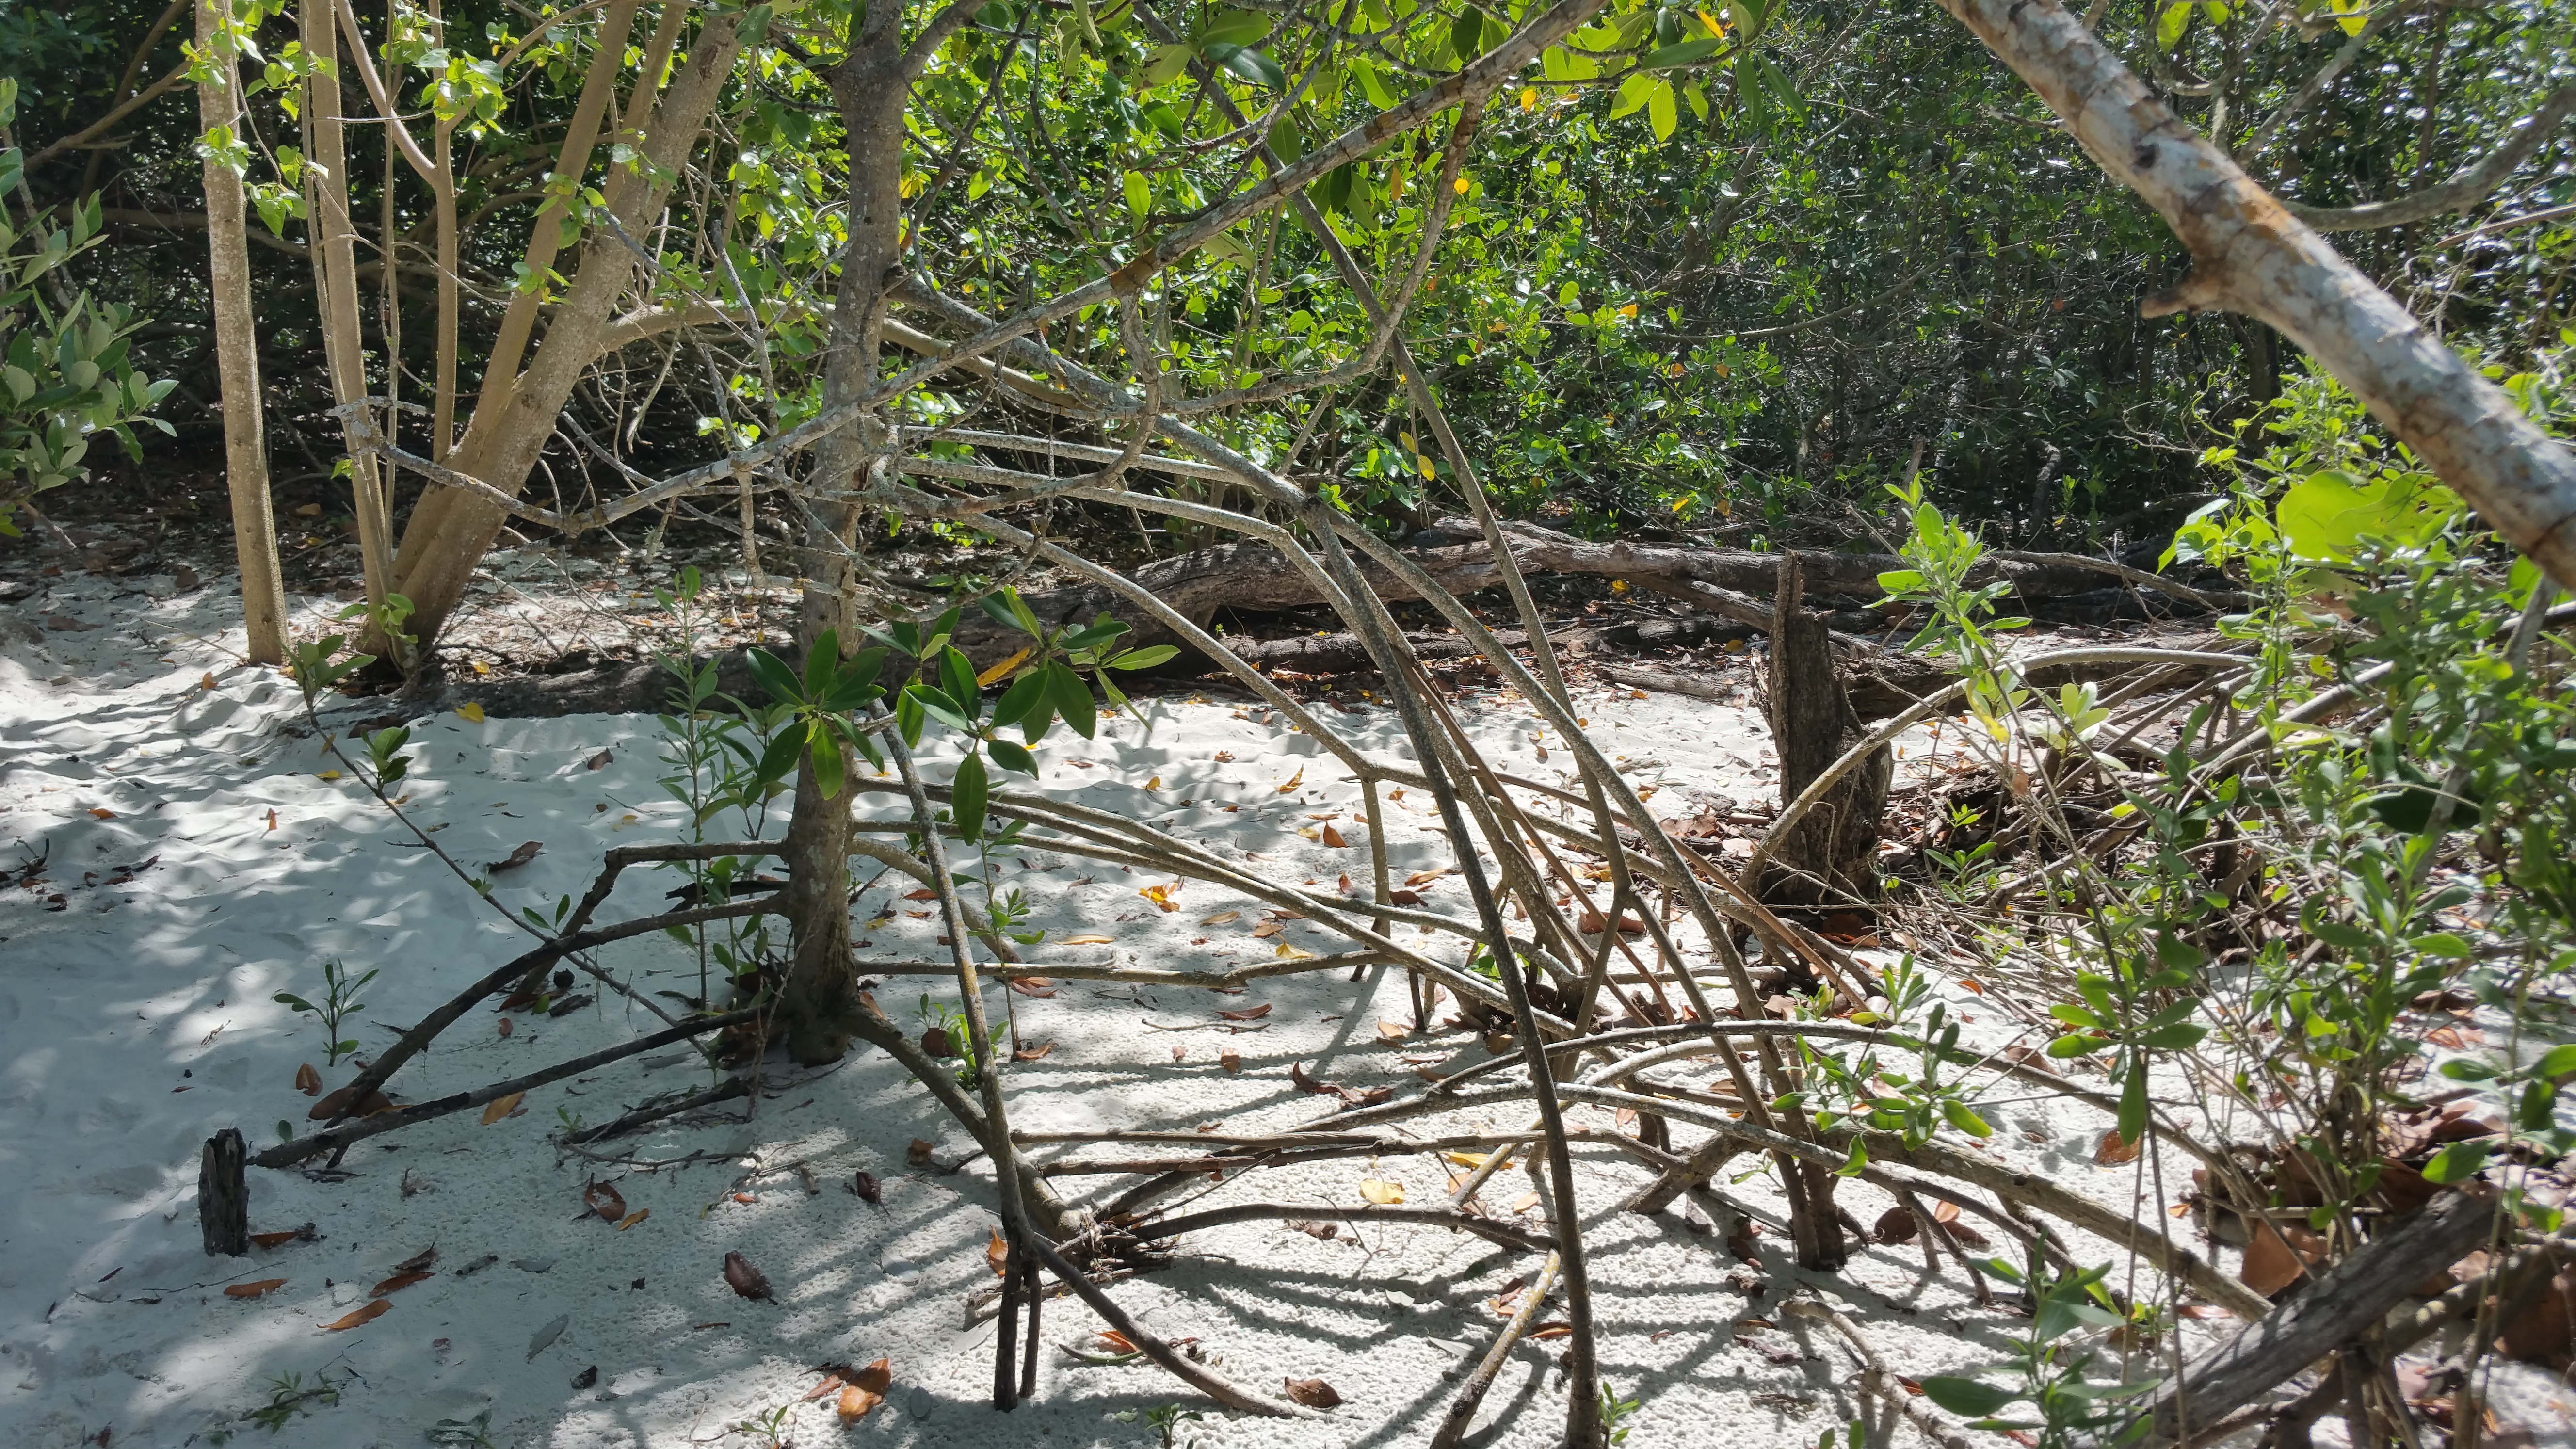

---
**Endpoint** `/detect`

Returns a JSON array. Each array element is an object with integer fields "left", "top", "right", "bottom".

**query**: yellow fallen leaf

[
  {"left": 456, "top": 702, "right": 485, "bottom": 723},
  {"left": 1140, "top": 881, "right": 1181, "bottom": 912},
  {"left": 1145, "top": 775, "right": 1162, "bottom": 791},
  {"left": 481, "top": 1091, "right": 524, "bottom": 1125},
  {"left": 1359, "top": 1178, "right": 1405, "bottom": 1205},
  {"left": 1199, "top": 910, "right": 1241, "bottom": 926},
  {"left": 616, "top": 1209, "right": 649, "bottom": 1230},
  {"left": 612, "top": 813, "right": 639, "bottom": 831},
  {"left": 315, "top": 770, "right": 342, "bottom": 782},
  {"left": 470, "top": 660, "right": 490, "bottom": 676},
  {"left": 1277, "top": 767, "right": 1304, "bottom": 794},
  {"left": 1061, "top": 933, "right": 1113, "bottom": 945},
  {"left": 1508, "top": 1191, "right": 1541, "bottom": 1213},
  {"left": 1274, "top": 942, "right": 1315, "bottom": 960},
  {"left": 1443, "top": 1151, "right": 1489, "bottom": 1169},
  {"left": 1298, "top": 826, "right": 1320, "bottom": 840},
  {"left": 1375, "top": 1020, "right": 1408, "bottom": 1042},
  {"left": 976, "top": 647, "right": 1031, "bottom": 687}
]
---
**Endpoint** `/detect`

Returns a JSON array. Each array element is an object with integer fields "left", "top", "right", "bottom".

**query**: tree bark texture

[
  {"left": 194, "top": 0, "right": 288, "bottom": 666},
  {"left": 199, "top": 1127, "right": 247, "bottom": 1256},
  {"left": 1758, "top": 556, "right": 1890, "bottom": 911},
  {"left": 1933, "top": 0, "right": 2576, "bottom": 590},
  {"left": 770, "top": 19, "right": 910, "bottom": 1068},
  {"left": 2096, "top": 1189, "right": 2496, "bottom": 1447}
]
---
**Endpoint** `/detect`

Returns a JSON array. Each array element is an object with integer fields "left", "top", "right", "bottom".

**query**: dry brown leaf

[
  {"left": 2094, "top": 1130, "right": 2142, "bottom": 1166},
  {"left": 1507, "top": 1191, "right": 1541, "bottom": 1214},
  {"left": 484, "top": 840, "right": 542, "bottom": 872},
  {"left": 1932, "top": 1200, "right": 1960, "bottom": 1224},
  {"left": 1060, "top": 933, "right": 1113, "bottom": 945},
  {"left": 722, "top": 1250, "right": 773, "bottom": 1301},
  {"left": 1403, "top": 868, "right": 1453, "bottom": 887},
  {"left": 1170, "top": 1044, "right": 1188, "bottom": 1063},
  {"left": 583, "top": 1179, "right": 628, "bottom": 1221},
  {"left": 902, "top": 888, "right": 940, "bottom": 901},
  {"left": 1199, "top": 909, "right": 1241, "bottom": 926},
  {"left": 1390, "top": 889, "right": 1424, "bottom": 906},
  {"left": 322, "top": 1300, "right": 391, "bottom": 1331},
  {"left": 1251, "top": 920, "right": 1284, "bottom": 938},
  {"left": 616, "top": 1209, "right": 649, "bottom": 1230},
  {"left": 1359, "top": 1178, "right": 1405, "bottom": 1205},
  {"left": 497, "top": 1016, "right": 512, "bottom": 1038},
  {"left": 293, "top": 1063, "right": 321, "bottom": 1095},
  {"left": 2240, "top": 1218, "right": 2325, "bottom": 1295},
  {"left": 1013, "top": 1042, "right": 1056, "bottom": 1062},
  {"left": 370, "top": 1271, "right": 433, "bottom": 1297},
  {"left": 1216, "top": 1003, "right": 1273, "bottom": 1022},
  {"left": 985, "top": 1230, "right": 1010, "bottom": 1277},
  {"left": 224, "top": 1278, "right": 287, "bottom": 1298},
  {"left": 803, "top": 1372, "right": 847, "bottom": 1402},
  {"left": 1320, "top": 823, "right": 1347, "bottom": 848},
  {"left": 584, "top": 749, "right": 614, "bottom": 771},
  {"left": 1212, "top": 750, "right": 1235, "bottom": 763},
  {"left": 248, "top": 1229, "right": 305, "bottom": 1249},
  {"left": 1529, "top": 1322, "right": 1573, "bottom": 1340},
  {"left": 853, "top": 1173, "right": 883, "bottom": 1205},
  {"left": 1005, "top": 977, "right": 1057, "bottom": 998},
  {"left": 482, "top": 1091, "right": 525, "bottom": 1125},
  {"left": 1874, "top": 1206, "right": 1919, "bottom": 1244},
  {"left": 1376, "top": 1021, "right": 1409, "bottom": 1043},
  {"left": 1284, "top": 1377, "right": 1342, "bottom": 1408},
  {"left": 853, "top": 1357, "right": 893, "bottom": 1393},
  {"left": 1220, "top": 1048, "right": 1241, "bottom": 1073},
  {"left": 836, "top": 1385, "right": 885, "bottom": 1423},
  {"left": 88, "top": 807, "right": 116, "bottom": 820},
  {"left": 308, "top": 1085, "right": 395, "bottom": 1120},
  {"left": 1278, "top": 768, "right": 1304, "bottom": 794},
  {"left": 907, "top": 1139, "right": 936, "bottom": 1165}
]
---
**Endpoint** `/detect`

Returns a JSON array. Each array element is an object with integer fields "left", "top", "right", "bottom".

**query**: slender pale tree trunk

[
  {"left": 300, "top": 0, "right": 396, "bottom": 627},
  {"left": 773, "top": 24, "right": 908, "bottom": 1065},
  {"left": 195, "top": 0, "right": 288, "bottom": 665}
]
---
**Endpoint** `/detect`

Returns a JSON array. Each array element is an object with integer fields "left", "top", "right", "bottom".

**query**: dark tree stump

[
  {"left": 1758, "top": 555, "right": 1893, "bottom": 913},
  {"left": 200, "top": 1127, "right": 248, "bottom": 1256}
]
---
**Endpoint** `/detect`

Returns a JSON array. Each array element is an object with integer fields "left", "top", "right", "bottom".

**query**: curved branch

[
  {"left": 23, "top": 62, "right": 190, "bottom": 170},
  {"left": 2286, "top": 82, "right": 2576, "bottom": 232}
]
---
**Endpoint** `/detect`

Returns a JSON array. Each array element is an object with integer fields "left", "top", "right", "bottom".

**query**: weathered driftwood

[
  {"left": 2097, "top": 1189, "right": 2497, "bottom": 1447},
  {"left": 199, "top": 1128, "right": 248, "bottom": 1256},
  {"left": 1758, "top": 555, "right": 1890, "bottom": 910}
]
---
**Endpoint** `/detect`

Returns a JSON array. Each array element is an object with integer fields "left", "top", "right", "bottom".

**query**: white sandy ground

[{"left": 4, "top": 566, "right": 2573, "bottom": 1449}]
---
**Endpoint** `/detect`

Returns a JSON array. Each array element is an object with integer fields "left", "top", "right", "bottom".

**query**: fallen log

[
  {"left": 2090, "top": 1188, "right": 2497, "bottom": 1448},
  {"left": 927, "top": 515, "right": 2237, "bottom": 668}
]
